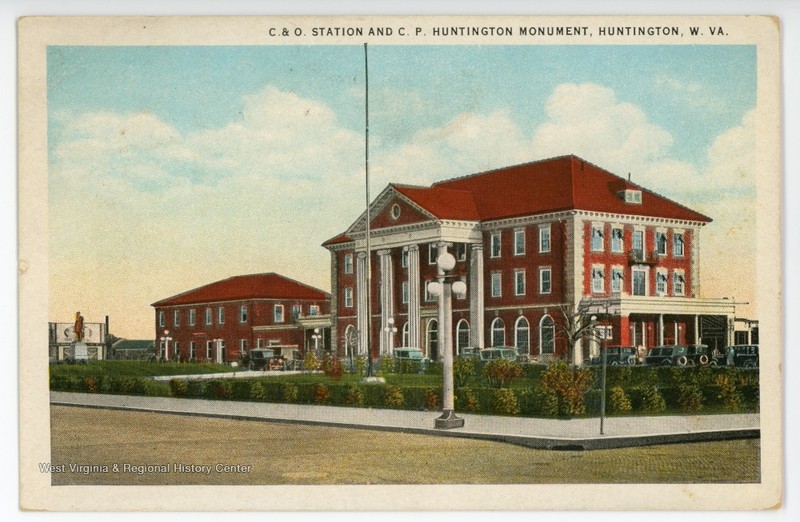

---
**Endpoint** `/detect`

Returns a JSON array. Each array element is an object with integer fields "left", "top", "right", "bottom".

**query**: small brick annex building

[
  {"left": 151, "top": 273, "right": 331, "bottom": 363},
  {"left": 324, "top": 155, "right": 737, "bottom": 365}
]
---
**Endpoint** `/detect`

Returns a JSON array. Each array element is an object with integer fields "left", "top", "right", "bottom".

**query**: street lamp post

[
  {"left": 427, "top": 250, "right": 467, "bottom": 429},
  {"left": 312, "top": 328, "right": 322, "bottom": 353},
  {"left": 383, "top": 317, "right": 397, "bottom": 356},
  {"left": 591, "top": 314, "right": 607, "bottom": 435},
  {"left": 159, "top": 330, "right": 172, "bottom": 362}
]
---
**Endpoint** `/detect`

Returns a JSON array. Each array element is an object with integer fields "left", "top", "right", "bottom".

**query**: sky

[{"left": 47, "top": 44, "right": 758, "bottom": 339}]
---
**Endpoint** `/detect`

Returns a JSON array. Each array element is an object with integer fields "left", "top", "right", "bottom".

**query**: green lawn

[{"left": 49, "top": 360, "right": 237, "bottom": 379}]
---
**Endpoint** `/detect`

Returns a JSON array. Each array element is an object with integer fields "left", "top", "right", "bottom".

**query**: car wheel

[
  {"left": 744, "top": 360, "right": 757, "bottom": 368},
  {"left": 610, "top": 360, "right": 619, "bottom": 366},
  {"left": 677, "top": 356, "right": 688, "bottom": 367},
  {"left": 627, "top": 356, "right": 636, "bottom": 366},
  {"left": 248, "top": 362, "right": 255, "bottom": 371},
  {"left": 699, "top": 355, "right": 709, "bottom": 365}
]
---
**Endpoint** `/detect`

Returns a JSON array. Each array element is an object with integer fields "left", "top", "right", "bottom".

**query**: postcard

[{"left": 18, "top": 15, "right": 782, "bottom": 511}]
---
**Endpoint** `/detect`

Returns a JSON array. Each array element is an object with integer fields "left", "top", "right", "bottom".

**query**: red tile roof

[
  {"left": 152, "top": 273, "right": 330, "bottom": 307},
  {"left": 321, "top": 232, "right": 353, "bottom": 247},
  {"left": 392, "top": 184, "right": 481, "bottom": 220},
  {"left": 432, "top": 155, "right": 711, "bottom": 223}
]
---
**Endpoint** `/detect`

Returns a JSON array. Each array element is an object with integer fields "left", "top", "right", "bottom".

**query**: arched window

[
  {"left": 456, "top": 319, "right": 470, "bottom": 354},
  {"left": 540, "top": 315, "right": 555, "bottom": 354},
  {"left": 426, "top": 319, "right": 439, "bottom": 360},
  {"left": 343, "top": 324, "right": 356, "bottom": 357},
  {"left": 515, "top": 316, "right": 530, "bottom": 356},
  {"left": 491, "top": 317, "right": 506, "bottom": 347},
  {"left": 402, "top": 321, "right": 409, "bottom": 347}
]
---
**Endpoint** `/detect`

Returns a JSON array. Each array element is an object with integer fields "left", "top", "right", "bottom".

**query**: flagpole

[{"left": 364, "top": 42, "right": 374, "bottom": 378}]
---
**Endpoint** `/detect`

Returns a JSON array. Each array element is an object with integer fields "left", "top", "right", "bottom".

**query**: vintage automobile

[
  {"left": 584, "top": 346, "right": 637, "bottom": 366},
  {"left": 686, "top": 344, "right": 711, "bottom": 366},
  {"left": 711, "top": 345, "right": 759, "bottom": 368},
  {"left": 393, "top": 347, "right": 430, "bottom": 372},
  {"left": 247, "top": 348, "right": 286, "bottom": 371},
  {"left": 479, "top": 347, "right": 518, "bottom": 362},
  {"left": 644, "top": 345, "right": 693, "bottom": 366}
]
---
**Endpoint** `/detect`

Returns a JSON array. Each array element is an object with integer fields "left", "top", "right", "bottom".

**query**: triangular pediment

[{"left": 346, "top": 185, "right": 438, "bottom": 236}]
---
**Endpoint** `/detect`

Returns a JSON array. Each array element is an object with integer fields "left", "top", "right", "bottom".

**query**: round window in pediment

[{"left": 391, "top": 203, "right": 401, "bottom": 220}]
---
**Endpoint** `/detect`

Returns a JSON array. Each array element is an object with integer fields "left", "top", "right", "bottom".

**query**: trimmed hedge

[{"left": 50, "top": 364, "right": 760, "bottom": 417}]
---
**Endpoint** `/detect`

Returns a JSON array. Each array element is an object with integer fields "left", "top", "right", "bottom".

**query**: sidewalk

[{"left": 50, "top": 391, "right": 760, "bottom": 450}]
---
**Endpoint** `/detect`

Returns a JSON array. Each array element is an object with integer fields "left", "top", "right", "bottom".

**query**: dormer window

[{"left": 622, "top": 189, "right": 642, "bottom": 204}]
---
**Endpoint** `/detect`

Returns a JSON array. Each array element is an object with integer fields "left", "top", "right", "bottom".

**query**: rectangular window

[
  {"left": 344, "top": 287, "right": 353, "bottom": 308},
  {"left": 274, "top": 305, "right": 284, "bottom": 323},
  {"left": 514, "top": 228, "right": 525, "bottom": 256},
  {"left": 611, "top": 227, "right": 624, "bottom": 253},
  {"left": 256, "top": 338, "right": 264, "bottom": 349},
  {"left": 309, "top": 305, "right": 320, "bottom": 316},
  {"left": 401, "top": 249, "right": 409, "bottom": 267},
  {"left": 539, "top": 225, "right": 551, "bottom": 253},
  {"left": 514, "top": 269, "right": 526, "bottom": 295},
  {"left": 240, "top": 339, "right": 248, "bottom": 352},
  {"left": 240, "top": 305, "right": 248, "bottom": 323},
  {"left": 158, "top": 311, "right": 165, "bottom": 328},
  {"left": 218, "top": 306, "right": 225, "bottom": 324},
  {"left": 656, "top": 232, "right": 668, "bottom": 256},
  {"left": 491, "top": 272, "right": 502, "bottom": 298},
  {"left": 173, "top": 310, "right": 180, "bottom": 327},
  {"left": 344, "top": 253, "right": 354, "bottom": 274},
  {"left": 673, "top": 233, "right": 685, "bottom": 257},
  {"left": 633, "top": 270, "right": 646, "bottom": 296},
  {"left": 428, "top": 244, "right": 438, "bottom": 264},
  {"left": 402, "top": 281, "right": 409, "bottom": 304},
  {"left": 673, "top": 272, "right": 685, "bottom": 296},
  {"left": 633, "top": 230, "right": 644, "bottom": 253},
  {"left": 656, "top": 270, "right": 668, "bottom": 295},
  {"left": 490, "top": 232, "right": 501, "bottom": 258},
  {"left": 206, "top": 341, "right": 212, "bottom": 359},
  {"left": 190, "top": 341, "right": 196, "bottom": 360},
  {"left": 424, "top": 280, "right": 434, "bottom": 301},
  {"left": 291, "top": 304, "right": 302, "bottom": 319},
  {"left": 205, "top": 308, "right": 212, "bottom": 325},
  {"left": 592, "top": 225, "right": 605, "bottom": 251},
  {"left": 189, "top": 309, "right": 196, "bottom": 326},
  {"left": 611, "top": 268, "right": 624, "bottom": 293},
  {"left": 592, "top": 267, "right": 605, "bottom": 293},
  {"left": 539, "top": 267, "right": 552, "bottom": 294},
  {"left": 455, "top": 243, "right": 467, "bottom": 262}
]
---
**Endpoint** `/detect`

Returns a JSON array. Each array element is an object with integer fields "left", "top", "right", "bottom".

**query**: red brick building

[
  {"left": 324, "top": 155, "right": 737, "bottom": 364},
  {"left": 151, "top": 273, "right": 331, "bottom": 363}
]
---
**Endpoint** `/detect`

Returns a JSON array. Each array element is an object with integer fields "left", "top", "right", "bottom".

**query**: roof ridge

[{"left": 433, "top": 154, "right": 576, "bottom": 187}]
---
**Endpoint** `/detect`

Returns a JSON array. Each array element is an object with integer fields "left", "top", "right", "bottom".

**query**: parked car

[
  {"left": 393, "top": 347, "right": 430, "bottom": 371},
  {"left": 584, "top": 346, "right": 637, "bottom": 366},
  {"left": 248, "top": 348, "right": 286, "bottom": 371},
  {"left": 644, "top": 345, "right": 693, "bottom": 366},
  {"left": 686, "top": 344, "right": 711, "bottom": 366},
  {"left": 479, "top": 347, "right": 518, "bottom": 362},
  {"left": 458, "top": 346, "right": 480, "bottom": 359},
  {"left": 711, "top": 345, "right": 759, "bottom": 368}
]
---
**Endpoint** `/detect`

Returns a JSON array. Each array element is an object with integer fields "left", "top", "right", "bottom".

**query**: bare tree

[{"left": 553, "top": 300, "right": 609, "bottom": 365}]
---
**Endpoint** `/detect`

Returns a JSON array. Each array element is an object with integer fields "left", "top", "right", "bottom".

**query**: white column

[
  {"left": 694, "top": 315, "right": 700, "bottom": 344},
  {"left": 658, "top": 314, "right": 665, "bottom": 346},
  {"left": 469, "top": 243, "right": 485, "bottom": 348},
  {"left": 407, "top": 245, "right": 421, "bottom": 349},
  {"left": 378, "top": 249, "right": 394, "bottom": 355},
  {"left": 356, "top": 252, "right": 368, "bottom": 355}
]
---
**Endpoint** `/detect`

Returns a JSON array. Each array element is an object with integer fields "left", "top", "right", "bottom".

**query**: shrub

[
  {"left": 322, "top": 355, "right": 343, "bottom": 381},
  {"left": 231, "top": 380, "right": 252, "bottom": 400},
  {"left": 491, "top": 388, "right": 520, "bottom": 415},
  {"left": 205, "top": 380, "right": 233, "bottom": 400},
  {"left": 304, "top": 352, "right": 320, "bottom": 372},
  {"left": 453, "top": 357, "right": 477, "bottom": 388},
  {"left": 424, "top": 361, "right": 443, "bottom": 375},
  {"left": 423, "top": 388, "right": 440, "bottom": 410},
  {"left": 380, "top": 355, "right": 396, "bottom": 375},
  {"left": 456, "top": 387, "right": 479, "bottom": 412},
  {"left": 354, "top": 355, "right": 367, "bottom": 376},
  {"left": 677, "top": 383, "right": 704, "bottom": 413},
  {"left": 482, "top": 359, "right": 524, "bottom": 388},
  {"left": 715, "top": 371, "right": 743, "bottom": 412},
  {"left": 282, "top": 383, "right": 299, "bottom": 403},
  {"left": 539, "top": 361, "right": 592, "bottom": 416},
  {"left": 187, "top": 380, "right": 205, "bottom": 398},
  {"left": 344, "top": 384, "right": 364, "bottom": 406},
  {"left": 639, "top": 386, "right": 667, "bottom": 413},
  {"left": 384, "top": 385, "right": 404, "bottom": 408},
  {"left": 85, "top": 377, "right": 97, "bottom": 393},
  {"left": 169, "top": 378, "right": 189, "bottom": 397},
  {"left": 118, "top": 377, "right": 147, "bottom": 395},
  {"left": 607, "top": 385, "right": 633, "bottom": 415},
  {"left": 310, "top": 383, "right": 331, "bottom": 404},
  {"left": 249, "top": 382, "right": 266, "bottom": 401}
]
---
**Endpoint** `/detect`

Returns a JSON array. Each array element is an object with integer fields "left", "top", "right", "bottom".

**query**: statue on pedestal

[{"left": 73, "top": 311, "right": 84, "bottom": 342}]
